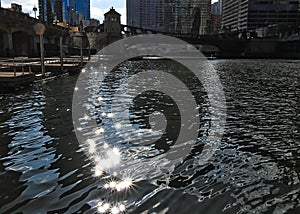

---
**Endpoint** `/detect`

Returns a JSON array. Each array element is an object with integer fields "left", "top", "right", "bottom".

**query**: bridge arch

[
  {"left": 0, "top": 25, "right": 9, "bottom": 34},
  {"left": 11, "top": 26, "right": 34, "bottom": 36},
  {"left": 0, "top": 28, "right": 7, "bottom": 56},
  {"left": 12, "top": 30, "right": 34, "bottom": 57}
]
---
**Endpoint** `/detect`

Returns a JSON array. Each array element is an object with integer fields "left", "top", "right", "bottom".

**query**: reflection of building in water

[{"left": 127, "top": 0, "right": 211, "bottom": 35}]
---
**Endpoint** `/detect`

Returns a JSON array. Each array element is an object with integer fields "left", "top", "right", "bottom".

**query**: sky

[
  {"left": 1, "top": 0, "right": 127, "bottom": 23},
  {"left": 1, "top": 0, "right": 218, "bottom": 24}
]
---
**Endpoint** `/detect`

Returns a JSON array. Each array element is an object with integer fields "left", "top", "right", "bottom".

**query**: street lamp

[
  {"left": 34, "top": 23, "right": 46, "bottom": 77},
  {"left": 33, "top": 5, "right": 37, "bottom": 19}
]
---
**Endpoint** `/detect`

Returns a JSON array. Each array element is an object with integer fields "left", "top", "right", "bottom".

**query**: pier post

[
  {"left": 7, "top": 33, "right": 14, "bottom": 57},
  {"left": 22, "top": 61, "right": 24, "bottom": 76},
  {"left": 80, "top": 36, "right": 83, "bottom": 68},
  {"left": 34, "top": 23, "right": 46, "bottom": 77},
  {"left": 13, "top": 67, "right": 16, "bottom": 77},
  {"left": 13, "top": 58, "right": 16, "bottom": 77},
  {"left": 33, "top": 36, "right": 39, "bottom": 57},
  {"left": 60, "top": 37, "right": 63, "bottom": 73},
  {"left": 40, "top": 35, "right": 45, "bottom": 76}
]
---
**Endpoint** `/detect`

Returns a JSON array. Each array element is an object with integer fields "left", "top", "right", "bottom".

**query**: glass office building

[
  {"left": 126, "top": 0, "right": 211, "bottom": 35},
  {"left": 222, "top": 0, "right": 300, "bottom": 31},
  {"left": 179, "top": 0, "right": 211, "bottom": 35},
  {"left": 38, "top": 0, "right": 63, "bottom": 23},
  {"left": 126, "top": 0, "right": 140, "bottom": 27},
  {"left": 127, "top": 0, "right": 165, "bottom": 31},
  {"left": 62, "top": 0, "right": 90, "bottom": 24},
  {"left": 74, "top": 0, "right": 90, "bottom": 20}
]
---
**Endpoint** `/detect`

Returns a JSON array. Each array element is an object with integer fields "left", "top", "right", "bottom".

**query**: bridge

[
  {"left": 120, "top": 25, "right": 300, "bottom": 58},
  {"left": 0, "top": 8, "right": 68, "bottom": 57},
  {"left": 87, "top": 23, "right": 245, "bottom": 57},
  {"left": 1, "top": 5, "right": 298, "bottom": 59},
  {"left": 121, "top": 25, "right": 248, "bottom": 57},
  {"left": 87, "top": 21, "right": 298, "bottom": 58}
]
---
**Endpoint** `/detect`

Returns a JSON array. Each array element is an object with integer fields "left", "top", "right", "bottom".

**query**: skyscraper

[
  {"left": 62, "top": 0, "right": 75, "bottom": 24},
  {"left": 74, "top": 0, "right": 90, "bottom": 20},
  {"left": 211, "top": 0, "right": 222, "bottom": 15},
  {"left": 38, "top": 0, "right": 63, "bottom": 23},
  {"left": 126, "top": 0, "right": 211, "bottom": 35},
  {"left": 127, "top": 0, "right": 165, "bottom": 31},
  {"left": 222, "top": 0, "right": 248, "bottom": 31},
  {"left": 62, "top": 0, "right": 90, "bottom": 25},
  {"left": 222, "top": 0, "right": 300, "bottom": 31},
  {"left": 211, "top": 0, "right": 222, "bottom": 34},
  {"left": 53, "top": 0, "right": 63, "bottom": 21},
  {"left": 126, "top": 0, "right": 140, "bottom": 27},
  {"left": 164, "top": 0, "right": 182, "bottom": 33},
  {"left": 38, "top": 0, "right": 53, "bottom": 23},
  {"left": 179, "top": 0, "right": 211, "bottom": 35}
]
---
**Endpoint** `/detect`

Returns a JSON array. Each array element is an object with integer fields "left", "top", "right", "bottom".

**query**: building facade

[
  {"left": 179, "top": 0, "right": 211, "bottom": 35},
  {"left": 211, "top": 14, "right": 222, "bottom": 34},
  {"left": 10, "top": 3, "right": 22, "bottom": 13},
  {"left": 222, "top": 0, "right": 300, "bottom": 32},
  {"left": 38, "top": 0, "right": 63, "bottom": 23},
  {"left": 211, "top": 0, "right": 222, "bottom": 15},
  {"left": 39, "top": 0, "right": 53, "bottom": 23},
  {"left": 126, "top": 0, "right": 140, "bottom": 27},
  {"left": 222, "top": 0, "right": 247, "bottom": 31},
  {"left": 61, "top": 0, "right": 90, "bottom": 25},
  {"left": 211, "top": 0, "right": 222, "bottom": 34},
  {"left": 62, "top": 0, "right": 75, "bottom": 24},
  {"left": 127, "top": 0, "right": 165, "bottom": 31},
  {"left": 92, "top": 7, "right": 122, "bottom": 50},
  {"left": 74, "top": 0, "right": 90, "bottom": 20},
  {"left": 127, "top": 0, "right": 211, "bottom": 35},
  {"left": 54, "top": 0, "right": 63, "bottom": 21}
]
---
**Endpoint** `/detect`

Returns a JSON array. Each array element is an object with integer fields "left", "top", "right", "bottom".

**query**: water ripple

[{"left": 0, "top": 60, "right": 299, "bottom": 213}]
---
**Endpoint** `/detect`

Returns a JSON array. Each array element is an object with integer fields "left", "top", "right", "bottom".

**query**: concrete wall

[
  {"left": 0, "top": 8, "right": 68, "bottom": 57},
  {"left": 71, "top": 32, "right": 89, "bottom": 49}
]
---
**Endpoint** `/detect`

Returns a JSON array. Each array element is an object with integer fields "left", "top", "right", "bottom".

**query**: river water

[{"left": 0, "top": 59, "right": 299, "bottom": 213}]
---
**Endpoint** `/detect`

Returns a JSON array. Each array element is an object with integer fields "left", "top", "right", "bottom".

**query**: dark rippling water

[{"left": 0, "top": 59, "right": 299, "bottom": 213}]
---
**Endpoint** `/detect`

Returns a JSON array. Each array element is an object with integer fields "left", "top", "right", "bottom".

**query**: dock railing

[
  {"left": 0, "top": 57, "right": 38, "bottom": 76},
  {"left": 0, "top": 56, "right": 89, "bottom": 76}
]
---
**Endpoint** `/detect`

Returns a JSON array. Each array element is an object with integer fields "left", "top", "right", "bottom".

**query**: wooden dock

[
  {"left": 0, "top": 57, "right": 89, "bottom": 74},
  {"left": 0, "top": 56, "right": 90, "bottom": 90},
  {"left": 0, "top": 72, "right": 35, "bottom": 90}
]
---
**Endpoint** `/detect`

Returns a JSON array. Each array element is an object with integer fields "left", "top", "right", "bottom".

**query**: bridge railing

[
  {"left": 121, "top": 25, "right": 219, "bottom": 39},
  {"left": 0, "top": 8, "right": 68, "bottom": 33}
]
